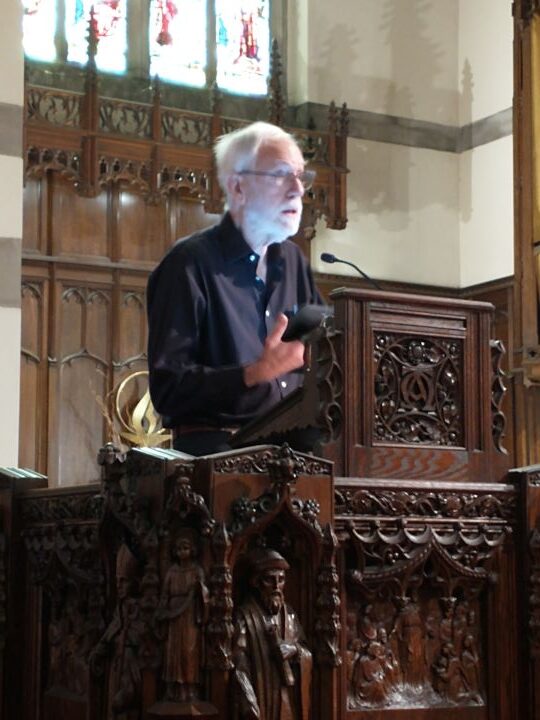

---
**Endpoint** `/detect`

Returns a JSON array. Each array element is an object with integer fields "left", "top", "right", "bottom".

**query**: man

[
  {"left": 232, "top": 549, "right": 312, "bottom": 720},
  {"left": 147, "top": 121, "right": 321, "bottom": 455}
]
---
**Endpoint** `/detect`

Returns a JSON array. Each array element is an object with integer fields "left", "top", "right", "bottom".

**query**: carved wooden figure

[
  {"left": 157, "top": 528, "right": 209, "bottom": 703},
  {"left": 232, "top": 548, "right": 312, "bottom": 720},
  {"left": 89, "top": 543, "right": 145, "bottom": 719}
]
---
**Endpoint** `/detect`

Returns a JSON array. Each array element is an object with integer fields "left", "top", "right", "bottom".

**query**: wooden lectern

[{"left": 234, "top": 287, "right": 508, "bottom": 482}]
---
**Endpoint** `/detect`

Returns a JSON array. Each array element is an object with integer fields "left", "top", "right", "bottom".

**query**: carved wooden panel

[
  {"left": 51, "top": 175, "right": 109, "bottom": 259},
  {"left": 20, "top": 273, "right": 49, "bottom": 472},
  {"left": 48, "top": 280, "right": 112, "bottom": 485},
  {"left": 373, "top": 333, "right": 463, "bottom": 447},
  {"left": 325, "top": 289, "right": 509, "bottom": 483},
  {"left": 1, "top": 446, "right": 522, "bottom": 720}
]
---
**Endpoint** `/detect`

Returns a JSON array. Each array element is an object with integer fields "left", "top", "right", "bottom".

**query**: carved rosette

[
  {"left": 315, "top": 524, "right": 341, "bottom": 667},
  {"left": 373, "top": 333, "right": 463, "bottom": 446},
  {"left": 206, "top": 523, "right": 234, "bottom": 670},
  {"left": 490, "top": 339, "right": 507, "bottom": 453}
]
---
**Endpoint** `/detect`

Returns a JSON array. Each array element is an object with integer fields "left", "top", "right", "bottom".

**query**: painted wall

[
  {"left": 295, "top": 0, "right": 514, "bottom": 289},
  {"left": 312, "top": 139, "right": 460, "bottom": 286},
  {"left": 458, "top": 0, "right": 513, "bottom": 125},
  {"left": 0, "top": 0, "right": 23, "bottom": 466},
  {"left": 304, "top": 0, "right": 459, "bottom": 126},
  {"left": 457, "top": 0, "right": 514, "bottom": 286}
]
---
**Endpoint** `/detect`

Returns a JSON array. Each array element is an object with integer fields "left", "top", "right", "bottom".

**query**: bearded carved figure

[{"left": 232, "top": 549, "right": 312, "bottom": 720}]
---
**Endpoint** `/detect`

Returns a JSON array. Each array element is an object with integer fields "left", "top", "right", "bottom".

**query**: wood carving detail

[
  {"left": 161, "top": 110, "right": 211, "bottom": 146},
  {"left": 230, "top": 446, "right": 323, "bottom": 535},
  {"left": 214, "top": 444, "right": 332, "bottom": 476},
  {"left": 374, "top": 333, "right": 463, "bottom": 446},
  {"left": 26, "top": 145, "right": 80, "bottom": 179},
  {"left": 206, "top": 523, "right": 234, "bottom": 671},
  {"left": 98, "top": 156, "right": 151, "bottom": 191},
  {"left": 346, "top": 595, "right": 483, "bottom": 709},
  {"left": 314, "top": 524, "right": 341, "bottom": 667},
  {"left": 490, "top": 339, "right": 507, "bottom": 454},
  {"left": 27, "top": 86, "right": 81, "bottom": 127},
  {"left": 99, "top": 99, "right": 152, "bottom": 138},
  {"left": 335, "top": 488, "right": 516, "bottom": 522}
]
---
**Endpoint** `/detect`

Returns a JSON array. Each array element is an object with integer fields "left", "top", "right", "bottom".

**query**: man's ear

[{"left": 227, "top": 173, "right": 245, "bottom": 207}]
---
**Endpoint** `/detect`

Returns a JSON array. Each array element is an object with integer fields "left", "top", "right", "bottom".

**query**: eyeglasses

[{"left": 237, "top": 168, "right": 316, "bottom": 190}]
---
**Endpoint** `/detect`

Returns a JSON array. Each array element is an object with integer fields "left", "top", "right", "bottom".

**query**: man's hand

[{"left": 243, "top": 313, "right": 305, "bottom": 387}]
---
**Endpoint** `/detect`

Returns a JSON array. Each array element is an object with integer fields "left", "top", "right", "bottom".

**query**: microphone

[
  {"left": 282, "top": 303, "right": 334, "bottom": 342},
  {"left": 320, "top": 252, "right": 381, "bottom": 290}
]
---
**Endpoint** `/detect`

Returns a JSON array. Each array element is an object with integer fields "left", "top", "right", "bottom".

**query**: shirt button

[
  {"left": 249, "top": 254, "right": 256, "bottom": 262},
  {"left": 281, "top": 381, "right": 287, "bottom": 388},
  {"left": 265, "top": 310, "right": 270, "bottom": 317}
]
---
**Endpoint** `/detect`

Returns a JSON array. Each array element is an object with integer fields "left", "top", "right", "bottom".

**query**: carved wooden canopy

[{"left": 24, "top": 42, "right": 349, "bottom": 244}]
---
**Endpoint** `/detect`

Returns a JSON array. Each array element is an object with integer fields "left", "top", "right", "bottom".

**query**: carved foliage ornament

[
  {"left": 230, "top": 445, "right": 323, "bottom": 535},
  {"left": 490, "top": 339, "right": 507, "bottom": 454},
  {"left": 374, "top": 334, "right": 463, "bottom": 446},
  {"left": 99, "top": 99, "right": 152, "bottom": 138},
  {"left": 345, "top": 519, "right": 508, "bottom": 588},
  {"left": 213, "top": 444, "right": 332, "bottom": 476},
  {"left": 315, "top": 524, "right": 341, "bottom": 667},
  {"left": 335, "top": 488, "right": 516, "bottom": 522},
  {"left": 27, "top": 87, "right": 81, "bottom": 127}
]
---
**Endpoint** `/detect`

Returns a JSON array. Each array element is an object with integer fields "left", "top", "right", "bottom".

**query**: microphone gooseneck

[{"left": 320, "top": 253, "right": 381, "bottom": 290}]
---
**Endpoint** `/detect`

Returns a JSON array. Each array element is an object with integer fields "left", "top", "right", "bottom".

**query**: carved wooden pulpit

[{"left": 234, "top": 287, "right": 508, "bottom": 482}]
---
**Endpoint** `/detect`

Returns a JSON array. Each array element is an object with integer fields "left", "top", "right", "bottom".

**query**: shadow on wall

[
  {"left": 311, "top": 0, "right": 470, "bottom": 230},
  {"left": 459, "top": 59, "right": 474, "bottom": 224}
]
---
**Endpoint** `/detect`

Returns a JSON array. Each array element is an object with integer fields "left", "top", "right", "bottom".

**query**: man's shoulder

[
  {"left": 166, "top": 223, "right": 221, "bottom": 263},
  {"left": 149, "top": 223, "right": 222, "bottom": 282},
  {"left": 279, "top": 239, "right": 309, "bottom": 266}
]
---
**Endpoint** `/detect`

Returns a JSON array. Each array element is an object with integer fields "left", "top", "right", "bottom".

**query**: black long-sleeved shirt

[{"left": 147, "top": 213, "right": 321, "bottom": 428}]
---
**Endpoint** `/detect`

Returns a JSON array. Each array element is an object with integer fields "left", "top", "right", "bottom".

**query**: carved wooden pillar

[{"left": 513, "top": 0, "right": 540, "bottom": 465}]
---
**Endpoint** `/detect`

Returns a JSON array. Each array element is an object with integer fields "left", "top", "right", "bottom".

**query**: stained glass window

[
  {"left": 65, "top": 0, "right": 127, "bottom": 73},
  {"left": 23, "top": 0, "right": 57, "bottom": 63},
  {"left": 22, "top": 0, "right": 273, "bottom": 97},
  {"left": 215, "top": 0, "right": 270, "bottom": 95},
  {"left": 149, "top": 0, "right": 207, "bottom": 87}
]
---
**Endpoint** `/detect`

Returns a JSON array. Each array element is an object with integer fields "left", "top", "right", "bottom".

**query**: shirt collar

[
  {"left": 218, "top": 212, "right": 284, "bottom": 265},
  {"left": 218, "top": 212, "right": 254, "bottom": 262}
]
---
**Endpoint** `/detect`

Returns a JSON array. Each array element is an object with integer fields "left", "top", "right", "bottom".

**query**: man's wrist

[{"left": 244, "top": 361, "right": 266, "bottom": 387}]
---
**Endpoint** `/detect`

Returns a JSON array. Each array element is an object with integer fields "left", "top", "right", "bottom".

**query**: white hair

[{"left": 213, "top": 121, "right": 300, "bottom": 204}]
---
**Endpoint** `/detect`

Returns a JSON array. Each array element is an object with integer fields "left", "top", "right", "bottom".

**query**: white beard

[{"left": 242, "top": 204, "right": 301, "bottom": 251}]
